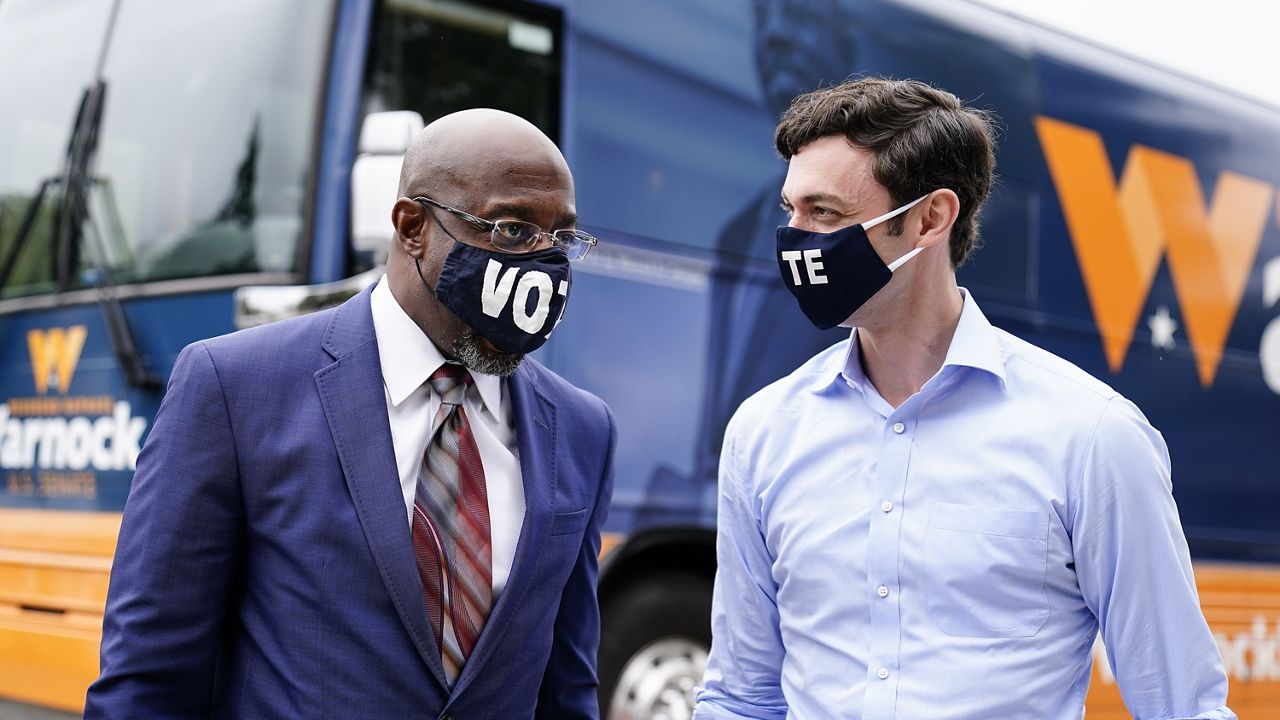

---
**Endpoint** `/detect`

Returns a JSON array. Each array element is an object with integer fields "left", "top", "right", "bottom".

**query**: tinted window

[{"left": 364, "top": 0, "right": 561, "bottom": 139}]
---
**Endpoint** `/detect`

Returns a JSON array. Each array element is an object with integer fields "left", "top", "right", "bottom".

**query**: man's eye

[
  {"left": 813, "top": 207, "right": 836, "bottom": 218},
  {"left": 495, "top": 223, "right": 527, "bottom": 240}
]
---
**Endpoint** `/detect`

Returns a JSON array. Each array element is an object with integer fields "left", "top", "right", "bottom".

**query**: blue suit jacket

[{"left": 85, "top": 287, "right": 616, "bottom": 719}]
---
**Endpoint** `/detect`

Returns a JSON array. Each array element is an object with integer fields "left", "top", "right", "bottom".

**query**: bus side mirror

[{"left": 351, "top": 110, "right": 425, "bottom": 266}]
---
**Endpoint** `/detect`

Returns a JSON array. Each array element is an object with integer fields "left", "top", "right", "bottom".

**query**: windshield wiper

[
  {"left": 68, "top": 81, "right": 160, "bottom": 390},
  {"left": 40, "top": 0, "right": 161, "bottom": 386}
]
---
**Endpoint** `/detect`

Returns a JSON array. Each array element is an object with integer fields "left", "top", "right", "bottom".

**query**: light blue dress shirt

[{"left": 695, "top": 291, "right": 1234, "bottom": 720}]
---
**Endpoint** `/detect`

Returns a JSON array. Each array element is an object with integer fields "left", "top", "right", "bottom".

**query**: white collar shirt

[{"left": 370, "top": 276, "right": 525, "bottom": 598}]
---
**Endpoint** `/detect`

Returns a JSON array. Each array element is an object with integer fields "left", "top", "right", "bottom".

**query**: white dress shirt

[{"left": 370, "top": 276, "right": 525, "bottom": 598}]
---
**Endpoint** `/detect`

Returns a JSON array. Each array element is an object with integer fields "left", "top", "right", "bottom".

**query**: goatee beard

[{"left": 452, "top": 331, "right": 523, "bottom": 377}]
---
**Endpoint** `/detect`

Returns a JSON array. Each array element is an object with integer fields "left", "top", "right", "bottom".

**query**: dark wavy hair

[{"left": 774, "top": 77, "right": 996, "bottom": 267}]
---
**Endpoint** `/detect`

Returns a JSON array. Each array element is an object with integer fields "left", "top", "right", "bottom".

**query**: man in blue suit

[{"left": 85, "top": 109, "right": 616, "bottom": 719}]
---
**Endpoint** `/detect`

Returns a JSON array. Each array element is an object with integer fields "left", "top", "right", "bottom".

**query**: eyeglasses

[{"left": 414, "top": 196, "right": 597, "bottom": 261}]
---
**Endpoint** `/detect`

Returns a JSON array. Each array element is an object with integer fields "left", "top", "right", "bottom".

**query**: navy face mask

[
  {"left": 776, "top": 194, "right": 928, "bottom": 330},
  {"left": 419, "top": 241, "right": 572, "bottom": 355}
]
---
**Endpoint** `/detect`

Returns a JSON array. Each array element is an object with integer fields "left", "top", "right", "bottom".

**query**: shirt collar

[
  {"left": 816, "top": 288, "right": 1007, "bottom": 394},
  {"left": 370, "top": 276, "right": 504, "bottom": 417},
  {"left": 941, "top": 288, "right": 1007, "bottom": 386}
]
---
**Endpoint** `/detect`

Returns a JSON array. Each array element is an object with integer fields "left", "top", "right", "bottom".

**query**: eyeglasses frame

[{"left": 413, "top": 195, "right": 597, "bottom": 260}]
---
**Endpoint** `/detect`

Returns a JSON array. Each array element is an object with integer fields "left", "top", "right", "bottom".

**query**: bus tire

[{"left": 597, "top": 570, "right": 713, "bottom": 720}]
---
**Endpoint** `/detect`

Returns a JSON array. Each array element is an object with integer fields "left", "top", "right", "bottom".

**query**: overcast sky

[{"left": 972, "top": 0, "right": 1280, "bottom": 109}]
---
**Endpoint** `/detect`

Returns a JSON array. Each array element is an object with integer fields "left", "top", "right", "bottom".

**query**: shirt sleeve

[
  {"left": 694, "top": 415, "right": 788, "bottom": 719},
  {"left": 1071, "top": 396, "right": 1235, "bottom": 720}
]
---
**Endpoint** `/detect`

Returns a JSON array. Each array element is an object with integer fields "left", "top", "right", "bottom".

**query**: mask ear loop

[
  {"left": 862, "top": 193, "right": 931, "bottom": 272},
  {"left": 887, "top": 246, "right": 924, "bottom": 271},
  {"left": 413, "top": 202, "right": 466, "bottom": 290},
  {"left": 860, "top": 193, "right": 930, "bottom": 230}
]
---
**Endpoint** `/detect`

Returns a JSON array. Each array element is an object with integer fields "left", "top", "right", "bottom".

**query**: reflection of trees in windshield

[
  {"left": 141, "top": 120, "right": 261, "bottom": 282},
  {"left": 0, "top": 192, "right": 59, "bottom": 297},
  {"left": 0, "top": 79, "right": 105, "bottom": 299}
]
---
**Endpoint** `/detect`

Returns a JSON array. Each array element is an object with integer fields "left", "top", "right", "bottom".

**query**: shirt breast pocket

[{"left": 924, "top": 503, "right": 1050, "bottom": 638}]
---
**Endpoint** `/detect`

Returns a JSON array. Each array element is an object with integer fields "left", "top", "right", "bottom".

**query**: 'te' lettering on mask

[{"left": 775, "top": 194, "right": 929, "bottom": 329}]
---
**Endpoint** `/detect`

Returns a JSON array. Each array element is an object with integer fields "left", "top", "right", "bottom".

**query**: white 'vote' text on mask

[{"left": 480, "top": 259, "right": 570, "bottom": 336}]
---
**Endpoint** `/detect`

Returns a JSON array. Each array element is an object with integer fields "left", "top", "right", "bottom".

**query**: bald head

[{"left": 397, "top": 108, "right": 572, "bottom": 201}]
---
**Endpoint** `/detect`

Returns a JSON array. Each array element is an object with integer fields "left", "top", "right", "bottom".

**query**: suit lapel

[
  {"left": 451, "top": 360, "right": 558, "bottom": 697},
  {"left": 313, "top": 288, "right": 449, "bottom": 688}
]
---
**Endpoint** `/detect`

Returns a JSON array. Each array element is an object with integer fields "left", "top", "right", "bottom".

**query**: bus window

[
  {"left": 78, "top": 0, "right": 332, "bottom": 288},
  {"left": 0, "top": 0, "right": 115, "bottom": 299},
  {"left": 1, "top": 0, "right": 333, "bottom": 302},
  {"left": 363, "top": 0, "right": 561, "bottom": 142}
]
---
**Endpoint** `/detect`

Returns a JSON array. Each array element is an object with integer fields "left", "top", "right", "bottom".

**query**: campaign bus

[{"left": 1, "top": 0, "right": 1277, "bottom": 716}]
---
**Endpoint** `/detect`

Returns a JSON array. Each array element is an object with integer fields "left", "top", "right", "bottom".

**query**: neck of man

[
  {"left": 855, "top": 269, "right": 964, "bottom": 409},
  {"left": 387, "top": 254, "right": 458, "bottom": 362}
]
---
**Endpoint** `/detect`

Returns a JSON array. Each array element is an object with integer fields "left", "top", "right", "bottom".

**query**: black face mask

[
  {"left": 419, "top": 242, "right": 571, "bottom": 355},
  {"left": 775, "top": 194, "right": 928, "bottom": 330}
]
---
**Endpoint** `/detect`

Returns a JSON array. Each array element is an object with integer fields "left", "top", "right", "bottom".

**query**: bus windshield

[{"left": 0, "top": 0, "right": 333, "bottom": 299}]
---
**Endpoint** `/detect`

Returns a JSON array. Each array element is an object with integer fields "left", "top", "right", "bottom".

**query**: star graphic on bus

[{"left": 1148, "top": 305, "right": 1178, "bottom": 350}]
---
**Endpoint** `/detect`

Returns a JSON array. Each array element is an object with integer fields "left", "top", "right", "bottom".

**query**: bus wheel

[{"left": 598, "top": 571, "right": 712, "bottom": 720}]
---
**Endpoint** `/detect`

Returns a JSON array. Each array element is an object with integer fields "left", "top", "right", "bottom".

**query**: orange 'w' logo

[
  {"left": 1035, "top": 116, "right": 1273, "bottom": 387},
  {"left": 27, "top": 326, "right": 88, "bottom": 395}
]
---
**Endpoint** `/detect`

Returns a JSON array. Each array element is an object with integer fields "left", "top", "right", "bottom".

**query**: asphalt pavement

[{"left": 0, "top": 699, "right": 78, "bottom": 720}]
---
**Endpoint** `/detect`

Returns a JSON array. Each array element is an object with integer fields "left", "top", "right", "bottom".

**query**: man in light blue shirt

[{"left": 694, "top": 77, "right": 1233, "bottom": 719}]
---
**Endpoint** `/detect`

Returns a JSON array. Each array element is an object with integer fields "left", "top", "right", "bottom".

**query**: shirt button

[
  {"left": 877, "top": 667, "right": 890, "bottom": 680},
  {"left": 881, "top": 501, "right": 893, "bottom": 513},
  {"left": 877, "top": 585, "right": 889, "bottom": 598},
  {"left": 892, "top": 422, "right": 905, "bottom": 434}
]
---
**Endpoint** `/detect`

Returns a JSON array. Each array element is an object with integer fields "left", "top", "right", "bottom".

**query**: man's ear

[
  {"left": 914, "top": 189, "right": 960, "bottom": 250},
  {"left": 392, "top": 197, "right": 429, "bottom": 258}
]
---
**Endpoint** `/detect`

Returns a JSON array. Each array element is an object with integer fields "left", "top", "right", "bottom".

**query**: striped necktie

[{"left": 411, "top": 364, "right": 492, "bottom": 687}]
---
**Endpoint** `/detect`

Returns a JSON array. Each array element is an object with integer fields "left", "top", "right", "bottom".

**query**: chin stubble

[{"left": 452, "top": 332, "right": 523, "bottom": 378}]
